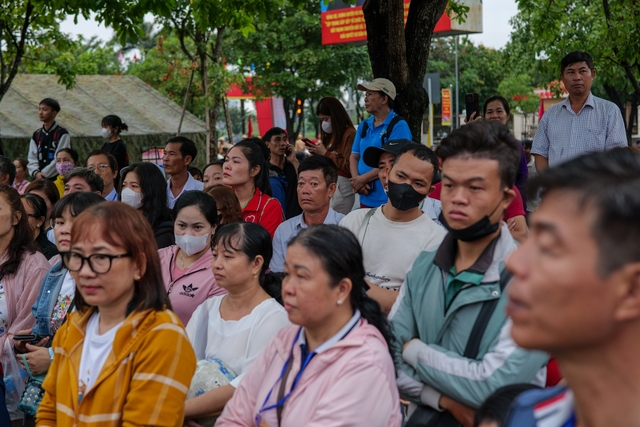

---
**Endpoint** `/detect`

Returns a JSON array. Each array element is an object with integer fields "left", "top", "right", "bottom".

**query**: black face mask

[
  {"left": 439, "top": 199, "right": 504, "bottom": 242},
  {"left": 387, "top": 180, "right": 426, "bottom": 211}
]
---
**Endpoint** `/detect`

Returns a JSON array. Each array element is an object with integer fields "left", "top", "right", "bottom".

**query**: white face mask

[
  {"left": 175, "top": 232, "right": 211, "bottom": 257},
  {"left": 101, "top": 128, "right": 112, "bottom": 139},
  {"left": 121, "top": 188, "right": 143, "bottom": 209},
  {"left": 321, "top": 121, "right": 332, "bottom": 134}
]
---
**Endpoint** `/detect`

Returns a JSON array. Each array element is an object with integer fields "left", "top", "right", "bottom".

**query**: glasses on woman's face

[{"left": 62, "top": 251, "right": 132, "bottom": 274}]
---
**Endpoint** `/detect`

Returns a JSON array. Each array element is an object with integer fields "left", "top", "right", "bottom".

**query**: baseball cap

[
  {"left": 357, "top": 78, "right": 397, "bottom": 100},
  {"left": 363, "top": 139, "right": 417, "bottom": 168}
]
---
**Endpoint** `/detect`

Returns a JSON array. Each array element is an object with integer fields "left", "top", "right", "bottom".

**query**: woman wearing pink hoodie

[
  {"left": 216, "top": 224, "right": 402, "bottom": 427},
  {"left": 158, "top": 191, "right": 225, "bottom": 325}
]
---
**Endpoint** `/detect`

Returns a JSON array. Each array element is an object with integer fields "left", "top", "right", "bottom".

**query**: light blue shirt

[
  {"left": 105, "top": 188, "right": 118, "bottom": 201},
  {"left": 352, "top": 110, "right": 412, "bottom": 207},
  {"left": 420, "top": 198, "right": 444, "bottom": 228},
  {"left": 532, "top": 93, "right": 627, "bottom": 167},
  {"left": 166, "top": 172, "right": 204, "bottom": 208},
  {"left": 270, "top": 207, "right": 345, "bottom": 272}
]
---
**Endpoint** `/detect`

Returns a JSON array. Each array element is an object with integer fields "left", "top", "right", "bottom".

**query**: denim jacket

[{"left": 31, "top": 261, "right": 68, "bottom": 336}]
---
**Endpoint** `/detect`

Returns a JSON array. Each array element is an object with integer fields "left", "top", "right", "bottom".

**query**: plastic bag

[{"left": 1, "top": 338, "right": 27, "bottom": 421}]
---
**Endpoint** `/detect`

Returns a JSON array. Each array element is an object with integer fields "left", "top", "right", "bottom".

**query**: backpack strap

[
  {"left": 360, "top": 121, "right": 369, "bottom": 139},
  {"left": 357, "top": 208, "right": 377, "bottom": 243},
  {"left": 381, "top": 115, "right": 404, "bottom": 145},
  {"left": 463, "top": 267, "right": 512, "bottom": 359}
]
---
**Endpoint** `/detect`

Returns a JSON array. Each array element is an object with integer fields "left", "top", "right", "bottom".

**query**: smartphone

[
  {"left": 302, "top": 138, "right": 317, "bottom": 146},
  {"left": 14, "top": 334, "right": 47, "bottom": 344},
  {"left": 465, "top": 92, "right": 480, "bottom": 122}
]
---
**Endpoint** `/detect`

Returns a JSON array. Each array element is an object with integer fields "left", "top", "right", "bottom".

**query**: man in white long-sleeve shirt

[{"left": 27, "top": 98, "right": 71, "bottom": 179}]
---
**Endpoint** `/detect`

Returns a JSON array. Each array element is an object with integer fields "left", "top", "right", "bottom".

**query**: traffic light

[{"left": 296, "top": 99, "right": 302, "bottom": 115}]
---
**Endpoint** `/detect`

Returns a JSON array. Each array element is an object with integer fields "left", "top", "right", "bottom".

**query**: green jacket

[{"left": 390, "top": 224, "right": 549, "bottom": 415}]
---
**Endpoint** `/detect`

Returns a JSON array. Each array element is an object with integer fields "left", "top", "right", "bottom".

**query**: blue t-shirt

[{"left": 351, "top": 110, "right": 412, "bottom": 207}]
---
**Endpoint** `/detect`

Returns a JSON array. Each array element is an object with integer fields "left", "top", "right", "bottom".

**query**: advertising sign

[
  {"left": 321, "top": 0, "right": 482, "bottom": 45},
  {"left": 442, "top": 89, "right": 452, "bottom": 126}
]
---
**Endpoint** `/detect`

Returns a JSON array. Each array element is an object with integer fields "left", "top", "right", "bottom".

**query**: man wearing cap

[
  {"left": 350, "top": 78, "right": 412, "bottom": 208},
  {"left": 373, "top": 139, "right": 445, "bottom": 228},
  {"left": 340, "top": 142, "right": 445, "bottom": 314}
]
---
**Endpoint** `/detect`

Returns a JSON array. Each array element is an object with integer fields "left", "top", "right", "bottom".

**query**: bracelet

[{"left": 48, "top": 348, "right": 54, "bottom": 362}]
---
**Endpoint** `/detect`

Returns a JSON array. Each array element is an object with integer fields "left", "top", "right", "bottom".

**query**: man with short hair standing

[
  {"left": 505, "top": 149, "right": 640, "bottom": 426},
  {"left": 163, "top": 136, "right": 204, "bottom": 208},
  {"left": 27, "top": 98, "right": 71, "bottom": 180},
  {"left": 533, "top": 51, "right": 627, "bottom": 170},
  {"left": 350, "top": 78, "right": 412, "bottom": 208},
  {"left": 269, "top": 156, "right": 344, "bottom": 272},
  {"left": 391, "top": 121, "right": 548, "bottom": 426},
  {"left": 341, "top": 143, "right": 446, "bottom": 314},
  {"left": 263, "top": 127, "right": 301, "bottom": 219}
]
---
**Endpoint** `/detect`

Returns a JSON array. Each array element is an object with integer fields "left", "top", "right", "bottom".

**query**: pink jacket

[
  {"left": 158, "top": 245, "right": 226, "bottom": 325},
  {"left": 0, "top": 250, "right": 50, "bottom": 354},
  {"left": 216, "top": 320, "right": 402, "bottom": 427}
]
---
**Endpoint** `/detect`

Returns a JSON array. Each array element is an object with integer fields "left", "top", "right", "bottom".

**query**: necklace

[{"left": 179, "top": 251, "right": 196, "bottom": 270}]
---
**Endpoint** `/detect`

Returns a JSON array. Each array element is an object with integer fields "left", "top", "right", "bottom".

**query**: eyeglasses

[
  {"left": 62, "top": 251, "right": 132, "bottom": 274},
  {"left": 88, "top": 164, "right": 112, "bottom": 171}
]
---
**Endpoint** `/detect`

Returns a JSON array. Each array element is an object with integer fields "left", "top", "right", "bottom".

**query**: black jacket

[{"left": 154, "top": 220, "right": 175, "bottom": 249}]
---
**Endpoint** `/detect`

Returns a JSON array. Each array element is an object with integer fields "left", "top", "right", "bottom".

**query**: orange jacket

[{"left": 37, "top": 307, "right": 196, "bottom": 427}]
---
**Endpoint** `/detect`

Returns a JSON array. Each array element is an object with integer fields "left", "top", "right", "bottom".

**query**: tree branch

[{"left": 0, "top": 0, "right": 33, "bottom": 101}]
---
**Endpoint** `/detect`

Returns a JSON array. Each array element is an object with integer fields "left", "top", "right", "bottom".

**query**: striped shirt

[{"left": 532, "top": 93, "right": 627, "bottom": 167}]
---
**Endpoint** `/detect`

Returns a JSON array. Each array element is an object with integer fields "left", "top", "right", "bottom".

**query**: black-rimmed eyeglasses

[{"left": 62, "top": 251, "right": 132, "bottom": 274}]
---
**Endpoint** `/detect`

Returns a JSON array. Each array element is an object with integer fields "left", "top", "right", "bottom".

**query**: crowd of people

[{"left": 0, "top": 50, "right": 637, "bottom": 427}]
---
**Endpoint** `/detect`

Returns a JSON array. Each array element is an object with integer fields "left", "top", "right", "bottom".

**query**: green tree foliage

[
  {"left": 498, "top": 74, "right": 540, "bottom": 117},
  {"left": 20, "top": 36, "right": 122, "bottom": 87},
  {"left": 128, "top": 33, "right": 203, "bottom": 116},
  {"left": 427, "top": 37, "right": 507, "bottom": 106},
  {"left": 0, "top": 0, "right": 174, "bottom": 103},
  {"left": 226, "top": 2, "right": 371, "bottom": 139}
]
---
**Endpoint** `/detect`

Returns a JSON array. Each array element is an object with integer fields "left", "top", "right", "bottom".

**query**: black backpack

[{"left": 360, "top": 115, "right": 406, "bottom": 145}]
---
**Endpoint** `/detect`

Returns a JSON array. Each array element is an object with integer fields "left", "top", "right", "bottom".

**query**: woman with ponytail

[
  {"left": 216, "top": 224, "right": 401, "bottom": 427},
  {"left": 184, "top": 222, "right": 290, "bottom": 425},
  {"left": 223, "top": 139, "right": 283, "bottom": 237}
]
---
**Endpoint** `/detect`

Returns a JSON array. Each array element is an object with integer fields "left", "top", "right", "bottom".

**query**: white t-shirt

[
  {"left": 186, "top": 296, "right": 290, "bottom": 388},
  {"left": 0, "top": 281, "right": 8, "bottom": 335},
  {"left": 340, "top": 206, "right": 447, "bottom": 291},
  {"left": 78, "top": 312, "right": 124, "bottom": 401},
  {"left": 50, "top": 271, "right": 76, "bottom": 333}
]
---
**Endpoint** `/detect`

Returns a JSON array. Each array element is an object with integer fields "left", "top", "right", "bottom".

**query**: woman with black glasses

[{"left": 37, "top": 203, "right": 195, "bottom": 426}]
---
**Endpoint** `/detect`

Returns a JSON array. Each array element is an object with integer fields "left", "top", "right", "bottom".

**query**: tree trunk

[
  {"left": 177, "top": 69, "right": 195, "bottom": 136},
  {"left": 362, "top": 0, "right": 449, "bottom": 140},
  {"left": 223, "top": 96, "right": 234, "bottom": 142},
  {"left": 209, "top": 96, "right": 222, "bottom": 161}
]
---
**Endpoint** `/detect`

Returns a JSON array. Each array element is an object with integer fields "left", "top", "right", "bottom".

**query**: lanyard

[
  {"left": 256, "top": 328, "right": 315, "bottom": 423},
  {"left": 562, "top": 412, "right": 576, "bottom": 427},
  {"left": 255, "top": 318, "right": 361, "bottom": 426}
]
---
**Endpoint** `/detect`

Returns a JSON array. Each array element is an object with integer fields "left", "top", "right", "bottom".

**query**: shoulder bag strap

[
  {"left": 276, "top": 357, "right": 295, "bottom": 427},
  {"left": 463, "top": 268, "right": 512, "bottom": 359},
  {"left": 357, "top": 208, "right": 377, "bottom": 243}
]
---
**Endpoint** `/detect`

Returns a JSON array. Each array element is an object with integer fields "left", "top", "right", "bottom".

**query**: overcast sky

[{"left": 60, "top": 0, "right": 519, "bottom": 50}]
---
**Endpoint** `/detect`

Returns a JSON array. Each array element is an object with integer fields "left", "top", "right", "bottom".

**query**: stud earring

[
  {"left": 134, "top": 275, "right": 141, "bottom": 281},
  {"left": 337, "top": 300, "right": 343, "bottom": 306}
]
